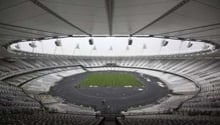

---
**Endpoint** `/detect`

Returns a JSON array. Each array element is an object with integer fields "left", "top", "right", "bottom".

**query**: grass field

[{"left": 79, "top": 72, "right": 143, "bottom": 87}]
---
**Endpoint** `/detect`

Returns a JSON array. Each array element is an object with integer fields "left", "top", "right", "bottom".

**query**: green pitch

[{"left": 79, "top": 72, "right": 143, "bottom": 87}]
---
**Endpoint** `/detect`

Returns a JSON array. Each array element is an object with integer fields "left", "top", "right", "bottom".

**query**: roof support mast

[
  {"left": 105, "top": 0, "right": 114, "bottom": 36},
  {"left": 131, "top": 0, "right": 191, "bottom": 36},
  {"left": 29, "top": 0, "right": 91, "bottom": 36}
]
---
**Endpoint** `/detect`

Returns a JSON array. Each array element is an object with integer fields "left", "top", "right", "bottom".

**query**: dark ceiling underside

[{"left": 0, "top": 0, "right": 219, "bottom": 46}]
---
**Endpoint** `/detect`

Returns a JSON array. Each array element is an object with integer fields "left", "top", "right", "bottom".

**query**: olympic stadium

[{"left": 0, "top": 0, "right": 220, "bottom": 125}]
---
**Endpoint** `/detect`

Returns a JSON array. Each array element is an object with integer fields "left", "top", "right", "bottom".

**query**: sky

[{"left": 11, "top": 37, "right": 211, "bottom": 56}]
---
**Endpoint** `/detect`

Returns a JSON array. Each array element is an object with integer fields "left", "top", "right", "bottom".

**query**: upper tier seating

[{"left": 0, "top": 58, "right": 78, "bottom": 80}]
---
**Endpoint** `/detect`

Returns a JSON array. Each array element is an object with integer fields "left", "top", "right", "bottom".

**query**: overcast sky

[{"left": 11, "top": 37, "right": 210, "bottom": 56}]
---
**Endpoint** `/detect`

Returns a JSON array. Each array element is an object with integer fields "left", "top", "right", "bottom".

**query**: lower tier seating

[
  {"left": 0, "top": 81, "right": 101, "bottom": 125},
  {"left": 0, "top": 111, "right": 102, "bottom": 125},
  {"left": 0, "top": 81, "right": 41, "bottom": 113},
  {"left": 117, "top": 114, "right": 220, "bottom": 125}
]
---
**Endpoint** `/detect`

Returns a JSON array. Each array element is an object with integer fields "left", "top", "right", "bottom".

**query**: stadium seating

[
  {"left": 0, "top": 58, "right": 78, "bottom": 80},
  {"left": 0, "top": 80, "right": 102, "bottom": 125},
  {"left": 1, "top": 57, "right": 220, "bottom": 124},
  {"left": 117, "top": 114, "right": 220, "bottom": 125},
  {"left": 5, "top": 67, "right": 80, "bottom": 86},
  {"left": 0, "top": 111, "right": 102, "bottom": 125},
  {"left": 0, "top": 81, "right": 41, "bottom": 114}
]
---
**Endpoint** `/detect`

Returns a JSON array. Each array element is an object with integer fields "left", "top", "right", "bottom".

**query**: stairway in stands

[
  {"left": 102, "top": 121, "right": 117, "bottom": 125},
  {"left": 99, "top": 114, "right": 122, "bottom": 125}
]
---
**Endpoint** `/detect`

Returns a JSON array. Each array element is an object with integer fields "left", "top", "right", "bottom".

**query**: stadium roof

[{"left": 0, "top": 0, "right": 220, "bottom": 57}]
